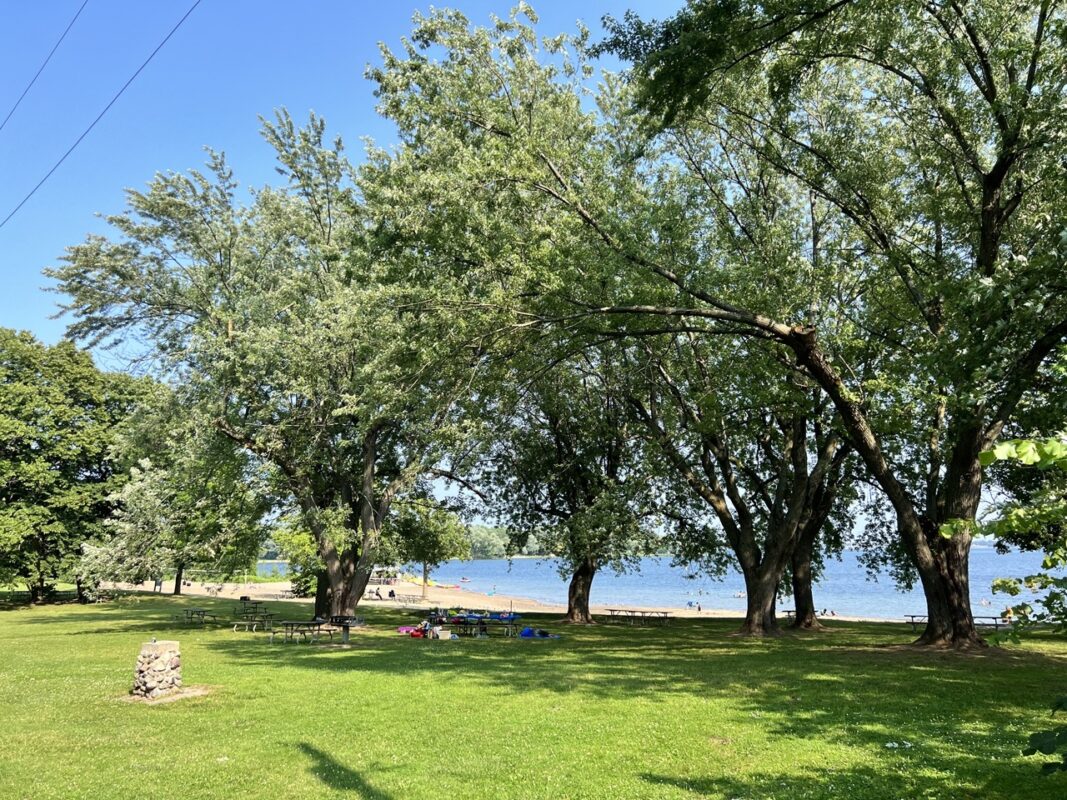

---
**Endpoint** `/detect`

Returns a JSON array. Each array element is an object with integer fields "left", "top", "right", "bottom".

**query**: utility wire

[
  {"left": 0, "top": 0, "right": 202, "bottom": 232},
  {"left": 0, "top": 0, "right": 90, "bottom": 135}
]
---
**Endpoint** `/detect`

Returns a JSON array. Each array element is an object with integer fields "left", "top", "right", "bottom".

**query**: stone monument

[{"left": 132, "top": 639, "right": 182, "bottom": 699}]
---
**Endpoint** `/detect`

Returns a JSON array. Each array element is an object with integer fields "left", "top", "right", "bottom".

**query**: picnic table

[
  {"left": 447, "top": 615, "right": 520, "bottom": 637},
  {"left": 905, "top": 614, "right": 1011, "bottom": 632},
  {"left": 272, "top": 619, "right": 333, "bottom": 644},
  {"left": 233, "top": 611, "right": 275, "bottom": 632},
  {"left": 177, "top": 608, "right": 219, "bottom": 624},
  {"left": 603, "top": 608, "right": 673, "bottom": 626}
]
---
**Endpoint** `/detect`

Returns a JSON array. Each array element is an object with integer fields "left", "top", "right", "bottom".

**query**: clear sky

[{"left": 0, "top": 0, "right": 677, "bottom": 348}]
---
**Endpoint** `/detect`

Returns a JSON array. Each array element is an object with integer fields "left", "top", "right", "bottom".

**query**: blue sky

[{"left": 0, "top": 0, "right": 677, "bottom": 349}]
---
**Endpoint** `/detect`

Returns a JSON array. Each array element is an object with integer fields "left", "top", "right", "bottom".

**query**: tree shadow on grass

[
  {"left": 640, "top": 759, "right": 1056, "bottom": 800},
  {"left": 297, "top": 742, "right": 395, "bottom": 799},
  {"left": 202, "top": 618, "right": 1067, "bottom": 797}
]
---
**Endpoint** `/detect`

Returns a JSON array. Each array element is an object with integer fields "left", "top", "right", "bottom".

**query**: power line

[
  {"left": 0, "top": 0, "right": 203, "bottom": 232},
  {"left": 0, "top": 0, "right": 90, "bottom": 135}
]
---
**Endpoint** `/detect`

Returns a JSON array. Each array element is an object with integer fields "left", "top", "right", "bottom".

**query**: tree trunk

[
  {"left": 909, "top": 520, "right": 982, "bottom": 648},
  {"left": 792, "top": 332, "right": 982, "bottom": 647},
  {"left": 330, "top": 562, "right": 375, "bottom": 617},
  {"left": 738, "top": 566, "right": 781, "bottom": 636},
  {"left": 314, "top": 570, "right": 331, "bottom": 619},
  {"left": 790, "top": 521, "right": 821, "bottom": 630},
  {"left": 565, "top": 558, "right": 596, "bottom": 624},
  {"left": 172, "top": 564, "right": 184, "bottom": 596},
  {"left": 421, "top": 562, "right": 429, "bottom": 600}
]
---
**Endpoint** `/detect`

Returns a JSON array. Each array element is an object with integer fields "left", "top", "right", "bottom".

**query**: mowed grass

[{"left": 0, "top": 595, "right": 1065, "bottom": 800}]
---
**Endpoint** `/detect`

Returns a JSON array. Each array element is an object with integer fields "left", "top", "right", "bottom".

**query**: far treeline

[{"left": 4, "top": 1, "right": 1065, "bottom": 647}]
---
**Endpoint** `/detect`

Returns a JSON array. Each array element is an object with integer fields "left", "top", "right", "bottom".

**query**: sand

[
  {"left": 112, "top": 577, "right": 744, "bottom": 619},
  {"left": 113, "top": 576, "right": 881, "bottom": 622}
]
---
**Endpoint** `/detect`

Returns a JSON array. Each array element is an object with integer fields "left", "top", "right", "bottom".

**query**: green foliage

[
  {"left": 386, "top": 502, "right": 470, "bottom": 573},
  {"left": 467, "top": 525, "right": 508, "bottom": 559},
  {"left": 592, "top": 0, "right": 1067, "bottom": 640},
  {"left": 983, "top": 434, "right": 1067, "bottom": 634},
  {"left": 80, "top": 388, "right": 270, "bottom": 592},
  {"left": 47, "top": 110, "right": 493, "bottom": 609},
  {"left": 0, "top": 329, "right": 145, "bottom": 596},
  {"left": 480, "top": 356, "right": 657, "bottom": 584},
  {"left": 273, "top": 518, "right": 323, "bottom": 598},
  {"left": 982, "top": 438, "right": 1067, "bottom": 470}
]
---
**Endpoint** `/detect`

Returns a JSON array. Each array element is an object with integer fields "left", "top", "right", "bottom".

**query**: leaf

[
  {"left": 1016, "top": 440, "right": 1042, "bottom": 465},
  {"left": 992, "top": 440, "right": 1020, "bottom": 462}
]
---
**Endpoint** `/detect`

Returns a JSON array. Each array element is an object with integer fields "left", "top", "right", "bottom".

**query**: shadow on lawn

[
  {"left": 204, "top": 617, "right": 1066, "bottom": 798},
  {"left": 297, "top": 743, "right": 395, "bottom": 800},
  {"left": 640, "top": 764, "right": 1026, "bottom": 800},
  {"left": 0, "top": 593, "right": 318, "bottom": 637}
]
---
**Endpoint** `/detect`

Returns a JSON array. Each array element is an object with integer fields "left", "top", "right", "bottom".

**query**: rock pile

[{"left": 132, "top": 640, "right": 182, "bottom": 699}]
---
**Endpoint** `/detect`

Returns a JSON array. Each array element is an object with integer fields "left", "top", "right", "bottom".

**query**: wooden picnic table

[{"left": 272, "top": 619, "right": 333, "bottom": 644}]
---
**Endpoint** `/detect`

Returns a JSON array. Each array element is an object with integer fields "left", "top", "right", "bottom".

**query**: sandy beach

[
  {"left": 114, "top": 576, "right": 741, "bottom": 618},
  {"left": 113, "top": 576, "right": 883, "bottom": 622}
]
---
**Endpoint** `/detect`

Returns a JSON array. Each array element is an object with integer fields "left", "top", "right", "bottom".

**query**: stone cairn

[{"left": 132, "top": 640, "right": 182, "bottom": 699}]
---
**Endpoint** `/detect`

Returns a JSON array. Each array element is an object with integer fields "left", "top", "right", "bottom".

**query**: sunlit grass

[{"left": 0, "top": 593, "right": 1064, "bottom": 799}]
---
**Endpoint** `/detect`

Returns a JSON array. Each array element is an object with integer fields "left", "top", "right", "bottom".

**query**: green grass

[{"left": 0, "top": 595, "right": 1065, "bottom": 799}]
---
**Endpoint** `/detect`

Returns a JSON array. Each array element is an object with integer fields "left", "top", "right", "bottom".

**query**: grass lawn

[{"left": 0, "top": 595, "right": 1065, "bottom": 799}]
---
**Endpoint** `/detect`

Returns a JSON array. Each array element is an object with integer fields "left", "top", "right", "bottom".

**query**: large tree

[
  {"left": 624, "top": 333, "right": 851, "bottom": 634},
  {"left": 81, "top": 388, "right": 270, "bottom": 596},
  {"left": 48, "top": 114, "right": 485, "bottom": 616},
  {"left": 365, "top": 3, "right": 1067, "bottom": 645},
  {"left": 0, "top": 329, "right": 144, "bottom": 601},
  {"left": 367, "top": 7, "right": 859, "bottom": 635},
  {"left": 387, "top": 501, "right": 471, "bottom": 600},
  {"left": 484, "top": 354, "right": 656, "bottom": 623},
  {"left": 596, "top": 0, "right": 1067, "bottom": 645}
]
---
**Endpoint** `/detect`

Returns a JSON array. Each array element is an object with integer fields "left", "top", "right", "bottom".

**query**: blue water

[
  {"left": 256, "top": 560, "right": 289, "bottom": 577},
  {"left": 421, "top": 542, "right": 1053, "bottom": 620}
]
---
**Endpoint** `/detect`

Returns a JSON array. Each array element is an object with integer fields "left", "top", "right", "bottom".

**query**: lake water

[{"left": 258, "top": 542, "right": 1054, "bottom": 619}]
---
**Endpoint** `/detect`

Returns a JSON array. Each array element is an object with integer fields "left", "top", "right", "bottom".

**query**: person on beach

[{"left": 374, "top": 587, "right": 383, "bottom": 600}]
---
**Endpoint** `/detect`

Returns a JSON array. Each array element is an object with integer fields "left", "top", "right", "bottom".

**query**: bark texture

[{"left": 565, "top": 558, "right": 597, "bottom": 624}]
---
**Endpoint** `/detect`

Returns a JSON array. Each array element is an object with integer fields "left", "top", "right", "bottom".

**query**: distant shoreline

[{"left": 115, "top": 577, "right": 909, "bottom": 624}]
